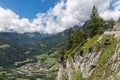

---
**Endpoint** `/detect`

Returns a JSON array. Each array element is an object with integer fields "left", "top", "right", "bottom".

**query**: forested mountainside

[{"left": 0, "top": 25, "right": 80, "bottom": 66}]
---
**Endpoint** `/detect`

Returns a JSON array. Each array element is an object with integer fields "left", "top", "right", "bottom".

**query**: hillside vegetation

[{"left": 0, "top": 31, "right": 66, "bottom": 66}]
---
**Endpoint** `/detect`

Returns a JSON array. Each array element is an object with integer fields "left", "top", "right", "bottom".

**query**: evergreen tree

[
  {"left": 66, "top": 27, "right": 73, "bottom": 50},
  {"left": 90, "top": 6, "right": 99, "bottom": 19},
  {"left": 86, "top": 6, "right": 105, "bottom": 37},
  {"left": 58, "top": 47, "right": 65, "bottom": 57},
  {"left": 72, "top": 29, "right": 86, "bottom": 48}
]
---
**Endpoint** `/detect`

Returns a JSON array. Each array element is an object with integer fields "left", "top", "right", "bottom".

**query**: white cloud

[
  {"left": 100, "top": 0, "right": 120, "bottom": 21},
  {"left": 0, "top": 7, "right": 34, "bottom": 33},
  {"left": 0, "top": 0, "right": 120, "bottom": 34},
  {"left": 100, "top": 10, "right": 120, "bottom": 21}
]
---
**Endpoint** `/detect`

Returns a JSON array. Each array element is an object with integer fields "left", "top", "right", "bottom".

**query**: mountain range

[{"left": 0, "top": 25, "right": 80, "bottom": 66}]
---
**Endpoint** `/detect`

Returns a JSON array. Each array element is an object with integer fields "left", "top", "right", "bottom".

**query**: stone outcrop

[
  {"left": 104, "top": 22, "right": 120, "bottom": 38},
  {"left": 57, "top": 49, "right": 104, "bottom": 80},
  {"left": 113, "top": 23, "right": 120, "bottom": 31}
]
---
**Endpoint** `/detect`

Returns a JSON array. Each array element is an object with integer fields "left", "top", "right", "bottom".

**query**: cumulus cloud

[
  {"left": 0, "top": 7, "right": 35, "bottom": 33},
  {"left": 100, "top": 0, "right": 120, "bottom": 21},
  {"left": 0, "top": 0, "right": 120, "bottom": 34}
]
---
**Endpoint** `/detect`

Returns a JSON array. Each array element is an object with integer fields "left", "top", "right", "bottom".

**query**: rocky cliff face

[
  {"left": 57, "top": 34, "right": 120, "bottom": 80},
  {"left": 113, "top": 23, "right": 120, "bottom": 31}
]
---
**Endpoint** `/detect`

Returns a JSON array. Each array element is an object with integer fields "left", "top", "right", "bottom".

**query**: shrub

[{"left": 72, "top": 70, "right": 83, "bottom": 80}]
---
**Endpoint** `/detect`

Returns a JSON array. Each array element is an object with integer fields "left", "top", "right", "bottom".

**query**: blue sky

[
  {"left": 110, "top": 0, "right": 119, "bottom": 10},
  {"left": 0, "top": 0, "right": 119, "bottom": 34},
  {"left": 0, "top": 0, "right": 59, "bottom": 19}
]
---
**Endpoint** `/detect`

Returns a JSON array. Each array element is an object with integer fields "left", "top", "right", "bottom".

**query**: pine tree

[
  {"left": 58, "top": 47, "right": 65, "bottom": 57},
  {"left": 57, "top": 47, "right": 66, "bottom": 68},
  {"left": 66, "top": 27, "right": 73, "bottom": 50},
  {"left": 86, "top": 6, "right": 105, "bottom": 37},
  {"left": 72, "top": 29, "right": 86, "bottom": 49},
  {"left": 90, "top": 6, "right": 99, "bottom": 19}
]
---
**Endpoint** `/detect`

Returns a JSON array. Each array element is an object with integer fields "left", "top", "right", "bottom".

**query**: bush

[
  {"left": 0, "top": 78, "right": 4, "bottom": 80},
  {"left": 61, "top": 78, "right": 68, "bottom": 80},
  {"left": 72, "top": 70, "right": 83, "bottom": 80}
]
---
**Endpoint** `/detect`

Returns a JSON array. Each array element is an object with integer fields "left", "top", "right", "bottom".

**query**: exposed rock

[
  {"left": 57, "top": 48, "right": 105, "bottom": 80},
  {"left": 104, "top": 23, "right": 120, "bottom": 38},
  {"left": 113, "top": 23, "right": 120, "bottom": 31}
]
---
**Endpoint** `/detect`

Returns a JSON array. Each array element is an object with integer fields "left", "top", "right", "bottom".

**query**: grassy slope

[
  {"left": 99, "top": 38, "right": 117, "bottom": 66},
  {"left": 88, "top": 35, "right": 118, "bottom": 80},
  {"left": 36, "top": 51, "right": 59, "bottom": 71}
]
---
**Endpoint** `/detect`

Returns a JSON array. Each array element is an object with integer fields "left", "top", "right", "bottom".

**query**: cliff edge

[{"left": 57, "top": 34, "right": 120, "bottom": 80}]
